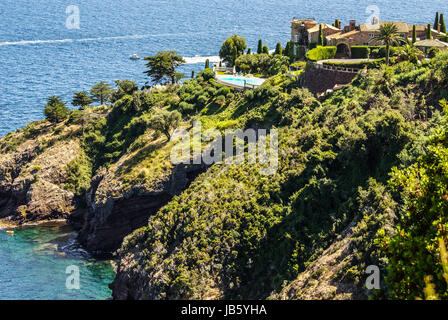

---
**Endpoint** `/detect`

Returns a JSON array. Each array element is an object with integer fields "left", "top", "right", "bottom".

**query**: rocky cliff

[{"left": 0, "top": 121, "right": 81, "bottom": 223}]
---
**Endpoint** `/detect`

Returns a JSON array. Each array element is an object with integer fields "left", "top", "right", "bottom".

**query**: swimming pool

[{"left": 216, "top": 75, "right": 266, "bottom": 88}]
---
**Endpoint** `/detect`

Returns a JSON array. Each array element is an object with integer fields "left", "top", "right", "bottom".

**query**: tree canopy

[
  {"left": 44, "top": 96, "right": 69, "bottom": 123},
  {"left": 72, "top": 92, "right": 92, "bottom": 109},
  {"left": 90, "top": 81, "right": 114, "bottom": 105},
  {"left": 150, "top": 109, "right": 181, "bottom": 140},
  {"left": 219, "top": 34, "right": 247, "bottom": 67},
  {"left": 144, "top": 51, "right": 185, "bottom": 85}
]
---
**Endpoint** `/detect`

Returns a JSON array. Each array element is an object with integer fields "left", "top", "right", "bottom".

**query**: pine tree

[
  {"left": 441, "top": 14, "right": 446, "bottom": 33},
  {"left": 257, "top": 39, "right": 263, "bottom": 54},
  {"left": 426, "top": 23, "right": 432, "bottom": 39},
  {"left": 412, "top": 24, "right": 417, "bottom": 43}
]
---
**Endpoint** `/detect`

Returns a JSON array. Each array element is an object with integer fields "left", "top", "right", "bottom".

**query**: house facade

[{"left": 291, "top": 17, "right": 447, "bottom": 57}]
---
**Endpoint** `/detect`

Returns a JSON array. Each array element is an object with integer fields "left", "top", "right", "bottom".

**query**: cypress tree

[
  {"left": 257, "top": 39, "right": 263, "bottom": 54},
  {"left": 412, "top": 24, "right": 417, "bottom": 43},
  {"left": 191, "top": 70, "right": 195, "bottom": 79},
  {"left": 318, "top": 24, "right": 324, "bottom": 46},
  {"left": 435, "top": 12, "right": 439, "bottom": 29},
  {"left": 284, "top": 42, "right": 290, "bottom": 56},
  {"left": 275, "top": 42, "right": 282, "bottom": 55},
  {"left": 262, "top": 45, "right": 269, "bottom": 55},
  {"left": 205, "top": 59, "right": 210, "bottom": 69},
  {"left": 426, "top": 23, "right": 432, "bottom": 39},
  {"left": 289, "top": 42, "right": 295, "bottom": 62},
  {"left": 247, "top": 48, "right": 251, "bottom": 55},
  {"left": 441, "top": 14, "right": 446, "bottom": 33},
  {"left": 232, "top": 46, "right": 238, "bottom": 65}
]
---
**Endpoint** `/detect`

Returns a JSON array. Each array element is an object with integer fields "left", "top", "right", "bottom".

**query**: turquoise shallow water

[{"left": 0, "top": 223, "right": 115, "bottom": 300}]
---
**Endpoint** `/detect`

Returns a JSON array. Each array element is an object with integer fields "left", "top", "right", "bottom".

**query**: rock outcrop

[{"left": 0, "top": 125, "right": 80, "bottom": 223}]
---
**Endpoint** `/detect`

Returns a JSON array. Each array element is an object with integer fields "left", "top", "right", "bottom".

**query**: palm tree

[{"left": 371, "top": 23, "right": 404, "bottom": 65}]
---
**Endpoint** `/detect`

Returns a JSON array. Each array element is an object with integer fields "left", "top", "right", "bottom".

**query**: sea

[{"left": 0, "top": 0, "right": 447, "bottom": 299}]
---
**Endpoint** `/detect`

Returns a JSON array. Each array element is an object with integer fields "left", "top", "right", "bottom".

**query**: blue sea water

[
  {"left": 0, "top": 0, "right": 448, "bottom": 300},
  {"left": 0, "top": 223, "right": 114, "bottom": 299}
]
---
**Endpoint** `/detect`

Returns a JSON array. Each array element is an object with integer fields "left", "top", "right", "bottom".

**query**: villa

[{"left": 291, "top": 17, "right": 447, "bottom": 57}]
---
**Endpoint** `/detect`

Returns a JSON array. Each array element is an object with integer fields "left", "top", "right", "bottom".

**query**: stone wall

[{"left": 302, "top": 63, "right": 359, "bottom": 94}]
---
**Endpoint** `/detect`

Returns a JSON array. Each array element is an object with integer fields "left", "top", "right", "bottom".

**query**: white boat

[{"left": 129, "top": 54, "right": 140, "bottom": 60}]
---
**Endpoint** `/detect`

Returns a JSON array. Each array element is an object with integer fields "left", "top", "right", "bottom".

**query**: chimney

[{"left": 350, "top": 19, "right": 356, "bottom": 27}]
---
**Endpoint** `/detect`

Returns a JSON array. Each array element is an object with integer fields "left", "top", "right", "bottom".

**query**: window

[{"left": 369, "top": 33, "right": 375, "bottom": 38}]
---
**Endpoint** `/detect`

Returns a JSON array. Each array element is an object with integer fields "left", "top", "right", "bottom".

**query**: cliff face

[
  {"left": 77, "top": 162, "right": 207, "bottom": 255},
  {"left": 0, "top": 122, "right": 81, "bottom": 223}
]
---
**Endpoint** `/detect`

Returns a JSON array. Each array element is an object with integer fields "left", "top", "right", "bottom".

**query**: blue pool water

[
  {"left": 1, "top": 0, "right": 447, "bottom": 300},
  {"left": 217, "top": 76, "right": 266, "bottom": 87}
]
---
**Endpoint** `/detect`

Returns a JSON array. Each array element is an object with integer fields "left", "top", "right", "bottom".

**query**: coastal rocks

[{"left": 0, "top": 135, "right": 80, "bottom": 223}]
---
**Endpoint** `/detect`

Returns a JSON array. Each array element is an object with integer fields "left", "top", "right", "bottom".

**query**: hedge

[
  {"left": 306, "top": 46, "right": 337, "bottom": 61},
  {"left": 350, "top": 46, "right": 402, "bottom": 59},
  {"left": 351, "top": 46, "right": 371, "bottom": 58},
  {"left": 322, "top": 58, "right": 385, "bottom": 69}
]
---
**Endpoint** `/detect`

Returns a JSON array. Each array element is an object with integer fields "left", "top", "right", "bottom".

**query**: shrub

[
  {"left": 428, "top": 47, "right": 441, "bottom": 59},
  {"left": 351, "top": 46, "right": 370, "bottom": 59},
  {"left": 179, "top": 101, "right": 195, "bottom": 115},
  {"left": 305, "top": 46, "right": 337, "bottom": 61}
]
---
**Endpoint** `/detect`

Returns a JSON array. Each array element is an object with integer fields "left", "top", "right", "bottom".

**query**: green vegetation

[
  {"left": 305, "top": 46, "right": 337, "bottom": 61},
  {"left": 427, "top": 23, "right": 432, "bottom": 40},
  {"left": 90, "top": 81, "right": 113, "bottom": 105},
  {"left": 318, "top": 24, "right": 323, "bottom": 46},
  {"left": 235, "top": 54, "right": 289, "bottom": 76},
  {"left": 11, "top": 29, "right": 448, "bottom": 301},
  {"left": 441, "top": 13, "right": 446, "bottom": 34},
  {"left": 219, "top": 35, "right": 247, "bottom": 67},
  {"left": 322, "top": 58, "right": 385, "bottom": 69},
  {"left": 351, "top": 46, "right": 371, "bottom": 59},
  {"left": 373, "top": 23, "right": 404, "bottom": 65},
  {"left": 150, "top": 109, "right": 181, "bottom": 140},
  {"left": 257, "top": 39, "right": 263, "bottom": 54},
  {"left": 412, "top": 25, "right": 417, "bottom": 44},
  {"left": 72, "top": 92, "right": 92, "bottom": 109},
  {"left": 44, "top": 96, "right": 69, "bottom": 123},
  {"left": 275, "top": 42, "right": 282, "bottom": 55},
  {"left": 144, "top": 51, "right": 186, "bottom": 84},
  {"left": 111, "top": 50, "right": 448, "bottom": 300}
]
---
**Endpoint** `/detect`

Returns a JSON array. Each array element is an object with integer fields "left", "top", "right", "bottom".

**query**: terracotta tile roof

[
  {"left": 359, "top": 21, "right": 409, "bottom": 33},
  {"left": 414, "top": 39, "right": 448, "bottom": 47},
  {"left": 326, "top": 29, "right": 360, "bottom": 40},
  {"left": 307, "top": 23, "right": 340, "bottom": 33}
]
